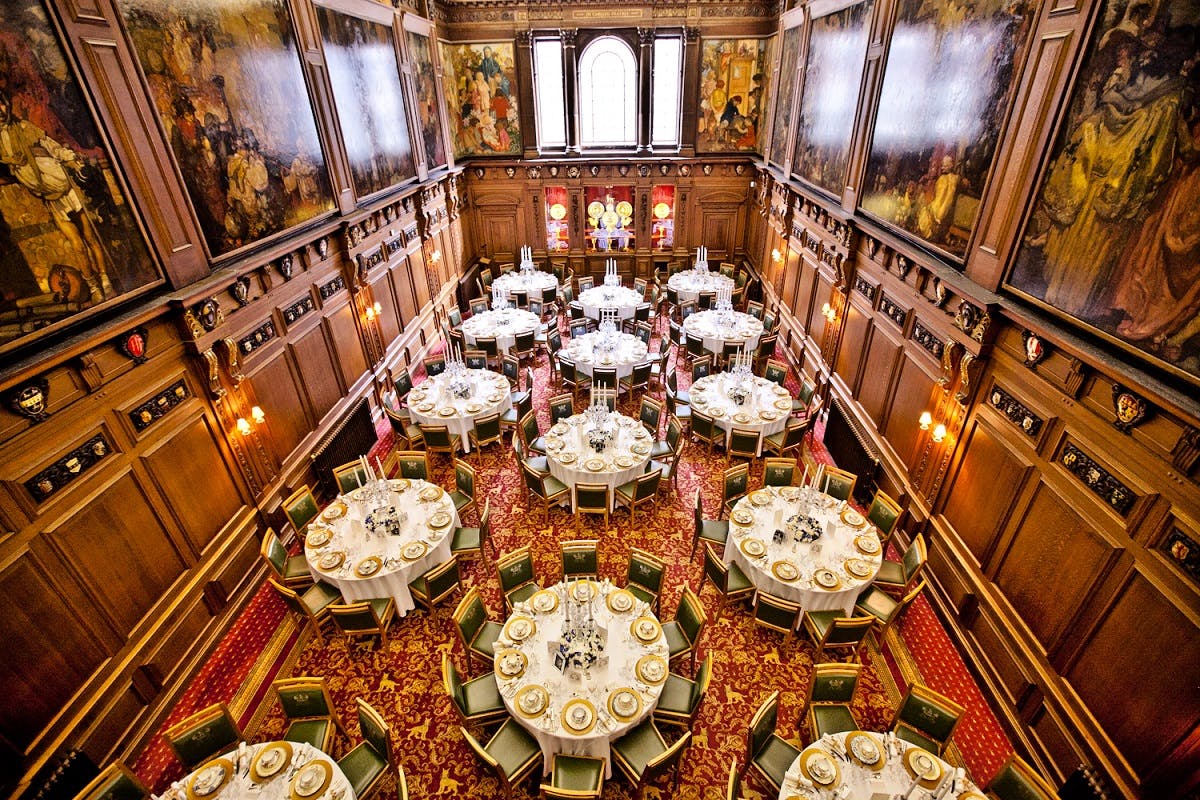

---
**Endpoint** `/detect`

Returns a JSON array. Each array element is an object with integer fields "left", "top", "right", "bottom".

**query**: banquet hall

[{"left": 0, "top": 0, "right": 1196, "bottom": 799}]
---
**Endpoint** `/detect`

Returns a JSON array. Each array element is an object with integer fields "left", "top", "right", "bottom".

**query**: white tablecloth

[
  {"left": 544, "top": 413, "right": 654, "bottom": 510},
  {"left": 461, "top": 309, "right": 541, "bottom": 352},
  {"left": 495, "top": 580, "right": 668, "bottom": 778},
  {"left": 406, "top": 369, "right": 513, "bottom": 452},
  {"left": 723, "top": 486, "right": 882, "bottom": 620},
  {"left": 305, "top": 479, "right": 459, "bottom": 616},
  {"left": 579, "top": 286, "right": 643, "bottom": 321},
  {"left": 683, "top": 310, "right": 764, "bottom": 354},
  {"left": 492, "top": 271, "right": 559, "bottom": 299},
  {"left": 780, "top": 731, "right": 980, "bottom": 800},
  {"left": 690, "top": 372, "right": 791, "bottom": 454},
  {"left": 668, "top": 270, "right": 734, "bottom": 304},
  {"left": 562, "top": 331, "right": 648, "bottom": 380},
  {"left": 155, "top": 741, "right": 354, "bottom": 800}
]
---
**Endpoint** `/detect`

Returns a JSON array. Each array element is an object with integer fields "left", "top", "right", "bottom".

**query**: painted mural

[
  {"left": 859, "top": 0, "right": 1033, "bottom": 259},
  {"left": 0, "top": 0, "right": 160, "bottom": 355},
  {"left": 439, "top": 41, "right": 521, "bottom": 157},
  {"left": 792, "top": 0, "right": 874, "bottom": 197},
  {"left": 697, "top": 37, "right": 770, "bottom": 153},
  {"left": 405, "top": 27, "right": 447, "bottom": 170},
  {"left": 1009, "top": 0, "right": 1200, "bottom": 384},
  {"left": 121, "top": 0, "right": 335, "bottom": 256},
  {"left": 768, "top": 26, "right": 802, "bottom": 166},
  {"left": 315, "top": 7, "right": 415, "bottom": 198}
]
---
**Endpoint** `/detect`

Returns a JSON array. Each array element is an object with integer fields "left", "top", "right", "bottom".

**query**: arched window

[{"left": 578, "top": 36, "right": 637, "bottom": 148}]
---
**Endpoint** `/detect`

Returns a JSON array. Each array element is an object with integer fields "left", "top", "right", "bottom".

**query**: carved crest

[
  {"left": 117, "top": 327, "right": 149, "bottom": 364},
  {"left": 588, "top": 165, "right": 599, "bottom": 176},
  {"left": 1111, "top": 385, "right": 1149, "bottom": 433},
  {"left": 678, "top": 164, "right": 691, "bottom": 177},
  {"left": 567, "top": 165, "right": 580, "bottom": 178},
  {"left": 230, "top": 276, "right": 251, "bottom": 307},
  {"left": 1022, "top": 330, "right": 1046, "bottom": 368},
  {"left": 702, "top": 164, "right": 713, "bottom": 175},
  {"left": 472, "top": 166, "right": 485, "bottom": 179},
  {"left": 548, "top": 165, "right": 559, "bottom": 177},
  {"left": 617, "top": 164, "right": 629, "bottom": 177},
  {"left": 504, "top": 166, "right": 516, "bottom": 178},
  {"left": 7, "top": 378, "right": 49, "bottom": 422},
  {"left": 637, "top": 164, "right": 650, "bottom": 177},
  {"left": 184, "top": 298, "right": 223, "bottom": 338},
  {"left": 317, "top": 237, "right": 329, "bottom": 259}
]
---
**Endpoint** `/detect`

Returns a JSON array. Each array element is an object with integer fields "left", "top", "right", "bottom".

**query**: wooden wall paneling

[
  {"left": 290, "top": 323, "right": 344, "bottom": 424},
  {"left": 856, "top": 312, "right": 905, "bottom": 429},
  {"left": 791, "top": 248, "right": 816, "bottom": 334},
  {"left": 247, "top": 349, "right": 313, "bottom": 463},
  {"left": 1025, "top": 698, "right": 1089, "bottom": 786},
  {"left": 833, "top": 288, "right": 870, "bottom": 392},
  {"left": 371, "top": 273, "right": 401, "bottom": 346},
  {"left": 393, "top": 254, "right": 420, "bottom": 324},
  {"left": 964, "top": 603, "right": 1039, "bottom": 710},
  {"left": 885, "top": 348, "right": 939, "bottom": 472},
  {"left": 324, "top": 302, "right": 369, "bottom": 392},
  {"left": 472, "top": 192, "right": 522, "bottom": 260},
  {"left": 409, "top": 247, "right": 432, "bottom": 308}
]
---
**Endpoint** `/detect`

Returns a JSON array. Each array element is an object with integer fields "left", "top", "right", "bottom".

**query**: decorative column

[
  {"left": 679, "top": 27, "right": 702, "bottom": 157},
  {"left": 637, "top": 27, "right": 654, "bottom": 152},
  {"left": 562, "top": 29, "right": 580, "bottom": 154},
  {"left": 515, "top": 29, "right": 539, "bottom": 159}
]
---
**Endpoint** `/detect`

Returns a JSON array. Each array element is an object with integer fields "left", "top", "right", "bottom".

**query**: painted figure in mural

[
  {"left": 0, "top": 91, "right": 112, "bottom": 302},
  {"left": 697, "top": 38, "right": 768, "bottom": 153},
  {"left": 915, "top": 155, "right": 964, "bottom": 242},
  {"left": 440, "top": 42, "right": 521, "bottom": 157},
  {"left": 223, "top": 129, "right": 273, "bottom": 246}
]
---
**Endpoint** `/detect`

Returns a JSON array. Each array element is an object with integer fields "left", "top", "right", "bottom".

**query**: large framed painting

[
  {"left": 403, "top": 19, "right": 447, "bottom": 171},
  {"left": 697, "top": 37, "right": 771, "bottom": 153},
  {"left": 1007, "top": 0, "right": 1200, "bottom": 386},
  {"left": 791, "top": 0, "right": 874, "bottom": 197},
  {"left": 315, "top": 3, "right": 415, "bottom": 200},
  {"left": 859, "top": 0, "right": 1034, "bottom": 259},
  {"left": 0, "top": 0, "right": 161, "bottom": 357},
  {"left": 585, "top": 187, "right": 634, "bottom": 252},
  {"left": 120, "top": 0, "right": 335, "bottom": 257},
  {"left": 438, "top": 41, "right": 521, "bottom": 157},
  {"left": 767, "top": 25, "right": 802, "bottom": 166}
]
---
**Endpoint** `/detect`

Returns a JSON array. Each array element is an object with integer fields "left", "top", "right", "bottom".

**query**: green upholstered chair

[
  {"left": 447, "top": 306, "right": 463, "bottom": 328},
  {"left": 448, "top": 459, "right": 477, "bottom": 520},
  {"left": 592, "top": 366, "right": 618, "bottom": 394},
  {"left": 523, "top": 462, "right": 569, "bottom": 522},
  {"left": 638, "top": 396, "right": 663, "bottom": 436},
  {"left": 569, "top": 318, "right": 590, "bottom": 339},
  {"left": 464, "top": 349, "right": 489, "bottom": 371},
  {"left": 163, "top": 703, "right": 241, "bottom": 770},
  {"left": 620, "top": 360, "right": 652, "bottom": 398},
  {"left": 745, "top": 691, "right": 802, "bottom": 795},
  {"left": 746, "top": 300, "right": 765, "bottom": 320},
  {"left": 987, "top": 754, "right": 1058, "bottom": 800},
  {"left": 763, "top": 417, "right": 811, "bottom": 460},
  {"left": 801, "top": 612, "right": 875, "bottom": 663},
  {"left": 614, "top": 468, "right": 662, "bottom": 525},
  {"left": 469, "top": 297, "right": 489, "bottom": 316},
  {"left": 762, "top": 457, "right": 797, "bottom": 488},
  {"left": 665, "top": 384, "right": 692, "bottom": 431},
  {"left": 393, "top": 367, "right": 414, "bottom": 404},
  {"left": 874, "top": 533, "right": 927, "bottom": 595},
  {"left": 260, "top": 528, "right": 312, "bottom": 589},
  {"left": 662, "top": 586, "right": 707, "bottom": 670},
  {"left": 701, "top": 542, "right": 755, "bottom": 623},
  {"left": 514, "top": 330, "right": 537, "bottom": 366},
  {"left": 752, "top": 592, "right": 802, "bottom": 657},
  {"left": 269, "top": 578, "right": 341, "bottom": 641},
  {"left": 560, "top": 539, "right": 599, "bottom": 580},
  {"left": 282, "top": 485, "right": 320, "bottom": 536},
  {"left": 666, "top": 369, "right": 689, "bottom": 408},
  {"left": 685, "top": 330, "right": 706, "bottom": 359},
  {"left": 384, "top": 406, "right": 424, "bottom": 453},
  {"left": 497, "top": 546, "right": 541, "bottom": 613},
  {"left": 727, "top": 427, "right": 761, "bottom": 465},
  {"left": 724, "top": 758, "right": 742, "bottom": 800},
  {"left": 74, "top": 763, "right": 148, "bottom": 800},
  {"left": 328, "top": 599, "right": 396, "bottom": 648},
  {"left": 469, "top": 414, "right": 504, "bottom": 465},
  {"left": 500, "top": 386, "right": 533, "bottom": 433},
  {"left": 337, "top": 699, "right": 394, "bottom": 799},
  {"left": 855, "top": 578, "right": 927, "bottom": 642},
  {"left": 625, "top": 548, "right": 665, "bottom": 610},
  {"left": 763, "top": 358, "right": 789, "bottom": 387},
  {"left": 539, "top": 755, "right": 606, "bottom": 799},
  {"left": 721, "top": 463, "right": 751, "bottom": 518},
  {"left": 558, "top": 357, "right": 588, "bottom": 396},
  {"left": 453, "top": 588, "right": 503, "bottom": 673},
  {"left": 573, "top": 483, "right": 611, "bottom": 533},
  {"left": 501, "top": 353, "right": 521, "bottom": 387},
  {"left": 452, "top": 499, "right": 494, "bottom": 563},
  {"left": 418, "top": 424, "right": 463, "bottom": 461},
  {"left": 654, "top": 652, "right": 714, "bottom": 730},
  {"left": 797, "top": 377, "right": 817, "bottom": 411},
  {"left": 650, "top": 414, "right": 682, "bottom": 462},
  {"left": 890, "top": 682, "right": 965, "bottom": 756},
  {"left": 610, "top": 720, "right": 691, "bottom": 795},
  {"left": 650, "top": 342, "right": 671, "bottom": 390},
  {"left": 423, "top": 354, "right": 447, "bottom": 376},
  {"left": 332, "top": 461, "right": 370, "bottom": 495},
  {"left": 460, "top": 720, "right": 543, "bottom": 798},
  {"left": 476, "top": 336, "right": 500, "bottom": 368},
  {"left": 395, "top": 450, "right": 430, "bottom": 481},
  {"left": 441, "top": 652, "right": 507, "bottom": 728},
  {"left": 520, "top": 412, "right": 548, "bottom": 457},
  {"left": 819, "top": 466, "right": 857, "bottom": 502},
  {"left": 690, "top": 355, "right": 712, "bottom": 382},
  {"left": 272, "top": 676, "right": 345, "bottom": 753},
  {"left": 577, "top": 275, "right": 594, "bottom": 292},
  {"left": 549, "top": 393, "right": 576, "bottom": 426},
  {"left": 803, "top": 663, "right": 861, "bottom": 742},
  {"left": 408, "top": 556, "right": 461, "bottom": 612},
  {"left": 692, "top": 487, "right": 730, "bottom": 558},
  {"left": 866, "top": 489, "right": 904, "bottom": 544}
]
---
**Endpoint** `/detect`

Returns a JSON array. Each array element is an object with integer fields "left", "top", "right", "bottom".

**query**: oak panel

[
  {"left": 942, "top": 418, "right": 1031, "bottom": 565},
  {"left": 885, "top": 354, "right": 937, "bottom": 468},
  {"left": 327, "top": 304, "right": 368, "bottom": 386},
  {"left": 780, "top": 247, "right": 801, "bottom": 316},
  {"left": 248, "top": 354, "right": 311, "bottom": 460},
  {"left": 967, "top": 607, "right": 1034, "bottom": 706},
  {"left": 1027, "top": 701, "right": 1080, "bottom": 785},
  {"left": 293, "top": 324, "right": 343, "bottom": 421},
  {"left": 857, "top": 322, "right": 902, "bottom": 427},
  {"left": 1065, "top": 572, "right": 1200, "bottom": 779},
  {"left": 834, "top": 301, "right": 868, "bottom": 389},
  {"left": 392, "top": 258, "right": 418, "bottom": 324},
  {"left": 993, "top": 482, "right": 1117, "bottom": 652},
  {"left": 410, "top": 248, "right": 431, "bottom": 308}
]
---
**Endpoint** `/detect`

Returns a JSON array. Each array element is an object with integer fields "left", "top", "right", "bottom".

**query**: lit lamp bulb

[
  {"left": 932, "top": 424, "right": 947, "bottom": 444},
  {"left": 770, "top": 248, "right": 782, "bottom": 263},
  {"left": 919, "top": 411, "right": 933, "bottom": 431},
  {"left": 251, "top": 406, "right": 266, "bottom": 425},
  {"left": 236, "top": 417, "right": 252, "bottom": 436},
  {"left": 431, "top": 250, "right": 442, "bottom": 263},
  {"left": 822, "top": 302, "right": 836, "bottom": 323}
]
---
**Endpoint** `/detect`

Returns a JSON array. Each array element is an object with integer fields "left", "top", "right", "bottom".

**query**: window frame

[{"left": 576, "top": 33, "right": 639, "bottom": 151}]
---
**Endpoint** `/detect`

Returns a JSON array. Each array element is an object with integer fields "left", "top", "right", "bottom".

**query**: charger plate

[
  {"left": 530, "top": 589, "right": 559, "bottom": 613},
  {"left": 635, "top": 654, "right": 668, "bottom": 684},
  {"left": 813, "top": 568, "right": 841, "bottom": 589},
  {"left": 289, "top": 759, "right": 332, "bottom": 800},
  {"left": 400, "top": 541, "right": 428, "bottom": 562},
  {"left": 798, "top": 749, "right": 841, "bottom": 787},
  {"left": 630, "top": 616, "right": 662, "bottom": 643},
  {"left": 561, "top": 698, "right": 597, "bottom": 735},
  {"left": 496, "top": 649, "right": 528, "bottom": 679},
  {"left": 606, "top": 589, "right": 635, "bottom": 613},
  {"left": 316, "top": 551, "right": 346, "bottom": 572},
  {"left": 608, "top": 688, "right": 643, "bottom": 722},
  {"left": 845, "top": 731, "right": 886, "bottom": 771},
  {"left": 306, "top": 529, "right": 331, "bottom": 548},
  {"left": 505, "top": 616, "right": 536, "bottom": 642},
  {"left": 187, "top": 759, "right": 233, "bottom": 800},
  {"left": 355, "top": 556, "right": 382, "bottom": 577},
  {"left": 854, "top": 535, "right": 881, "bottom": 555},
  {"left": 250, "top": 742, "right": 293, "bottom": 782},
  {"left": 514, "top": 685, "right": 549, "bottom": 718},
  {"left": 904, "top": 748, "right": 944, "bottom": 788}
]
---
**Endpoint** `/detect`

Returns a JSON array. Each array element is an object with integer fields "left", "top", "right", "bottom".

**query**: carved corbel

[
  {"left": 221, "top": 338, "right": 244, "bottom": 386},
  {"left": 201, "top": 349, "right": 226, "bottom": 398},
  {"left": 937, "top": 340, "right": 960, "bottom": 389},
  {"left": 954, "top": 353, "right": 976, "bottom": 404}
]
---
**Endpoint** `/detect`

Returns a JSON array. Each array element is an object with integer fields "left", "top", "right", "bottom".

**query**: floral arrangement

[{"left": 786, "top": 513, "right": 823, "bottom": 543}]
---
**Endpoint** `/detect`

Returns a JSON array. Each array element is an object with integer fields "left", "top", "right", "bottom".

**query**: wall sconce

[
  {"left": 919, "top": 411, "right": 933, "bottom": 431},
  {"left": 236, "top": 406, "right": 267, "bottom": 436},
  {"left": 821, "top": 302, "right": 838, "bottom": 323},
  {"left": 251, "top": 406, "right": 266, "bottom": 425},
  {"left": 430, "top": 250, "right": 442, "bottom": 264},
  {"left": 932, "top": 423, "right": 947, "bottom": 444},
  {"left": 771, "top": 248, "right": 783, "bottom": 264},
  {"left": 236, "top": 417, "right": 252, "bottom": 436},
  {"left": 364, "top": 301, "right": 382, "bottom": 321}
]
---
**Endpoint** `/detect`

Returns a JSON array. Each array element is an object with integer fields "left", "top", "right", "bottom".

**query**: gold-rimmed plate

[
  {"left": 904, "top": 748, "right": 944, "bottom": 788},
  {"left": 389, "top": 479, "right": 411, "bottom": 492},
  {"left": 799, "top": 749, "right": 841, "bottom": 787},
  {"left": 731, "top": 508, "right": 755, "bottom": 526},
  {"left": 561, "top": 698, "right": 597, "bottom": 734},
  {"left": 289, "top": 759, "right": 332, "bottom": 800},
  {"left": 531, "top": 589, "right": 559, "bottom": 613},
  {"left": 487, "top": 393, "right": 504, "bottom": 403},
  {"left": 419, "top": 485, "right": 443, "bottom": 502},
  {"left": 567, "top": 580, "right": 597, "bottom": 602},
  {"left": 846, "top": 731, "right": 885, "bottom": 771},
  {"left": 733, "top": 412, "right": 753, "bottom": 424},
  {"left": 584, "top": 457, "right": 606, "bottom": 472},
  {"left": 514, "top": 685, "right": 549, "bottom": 717},
  {"left": 774, "top": 399, "right": 793, "bottom": 411},
  {"left": 841, "top": 508, "right": 866, "bottom": 527},
  {"left": 250, "top": 741, "right": 293, "bottom": 782},
  {"left": 813, "top": 568, "right": 841, "bottom": 589},
  {"left": 630, "top": 616, "right": 662, "bottom": 643},
  {"left": 631, "top": 442, "right": 650, "bottom": 455},
  {"left": 608, "top": 688, "right": 643, "bottom": 722},
  {"left": 772, "top": 561, "right": 800, "bottom": 581},
  {"left": 760, "top": 410, "right": 780, "bottom": 421},
  {"left": 188, "top": 758, "right": 233, "bottom": 799},
  {"left": 772, "top": 385, "right": 790, "bottom": 395},
  {"left": 496, "top": 649, "right": 528, "bottom": 679},
  {"left": 845, "top": 558, "right": 873, "bottom": 579},
  {"left": 306, "top": 529, "right": 331, "bottom": 548},
  {"left": 355, "top": 556, "right": 383, "bottom": 577},
  {"left": 427, "top": 511, "right": 453, "bottom": 530},
  {"left": 749, "top": 489, "right": 773, "bottom": 506},
  {"left": 614, "top": 455, "right": 634, "bottom": 468},
  {"left": 316, "top": 550, "right": 346, "bottom": 572},
  {"left": 465, "top": 403, "right": 483, "bottom": 414},
  {"left": 505, "top": 616, "right": 536, "bottom": 641},
  {"left": 416, "top": 402, "right": 435, "bottom": 412},
  {"left": 400, "top": 541, "right": 428, "bottom": 561},
  {"left": 636, "top": 653, "right": 668, "bottom": 684},
  {"left": 321, "top": 502, "right": 346, "bottom": 521},
  {"left": 740, "top": 538, "right": 766, "bottom": 558},
  {"left": 438, "top": 406, "right": 457, "bottom": 417},
  {"left": 606, "top": 589, "right": 635, "bottom": 613},
  {"left": 709, "top": 407, "right": 726, "bottom": 417},
  {"left": 551, "top": 422, "right": 570, "bottom": 435},
  {"left": 691, "top": 397, "right": 708, "bottom": 408},
  {"left": 558, "top": 451, "right": 577, "bottom": 464},
  {"left": 854, "top": 535, "right": 881, "bottom": 555}
]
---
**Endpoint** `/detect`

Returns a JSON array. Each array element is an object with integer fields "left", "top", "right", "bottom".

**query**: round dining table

[
  {"left": 561, "top": 331, "right": 648, "bottom": 380},
  {"left": 778, "top": 730, "right": 982, "bottom": 800},
  {"left": 542, "top": 412, "right": 654, "bottom": 510},
  {"left": 492, "top": 270, "right": 559, "bottom": 300},
  {"left": 155, "top": 741, "right": 353, "bottom": 800},
  {"left": 723, "top": 485, "right": 883, "bottom": 619},
  {"left": 667, "top": 269, "right": 734, "bottom": 304},
  {"left": 304, "top": 478, "right": 459, "bottom": 616},
  {"left": 406, "top": 368, "right": 513, "bottom": 452},
  {"left": 690, "top": 372, "right": 791, "bottom": 453},
  {"left": 683, "top": 309, "right": 764, "bottom": 354},
  {"left": 578, "top": 286, "right": 643, "bottom": 321},
  {"left": 494, "top": 579, "right": 669, "bottom": 778},
  {"left": 460, "top": 308, "right": 541, "bottom": 352}
]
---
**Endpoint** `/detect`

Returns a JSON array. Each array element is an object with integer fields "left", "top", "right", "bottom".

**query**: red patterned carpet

[{"left": 134, "top": 322, "right": 1011, "bottom": 798}]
